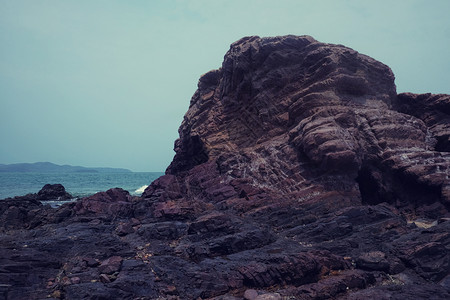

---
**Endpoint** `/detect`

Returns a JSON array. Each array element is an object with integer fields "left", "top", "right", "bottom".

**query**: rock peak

[
  {"left": 169, "top": 35, "right": 397, "bottom": 174},
  {"left": 167, "top": 35, "right": 448, "bottom": 219}
]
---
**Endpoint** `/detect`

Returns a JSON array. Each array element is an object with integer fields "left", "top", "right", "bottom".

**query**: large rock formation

[{"left": 1, "top": 35, "right": 449, "bottom": 299}]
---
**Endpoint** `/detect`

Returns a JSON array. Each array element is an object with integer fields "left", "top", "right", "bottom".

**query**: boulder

[
  {"left": 98, "top": 256, "right": 123, "bottom": 275},
  {"left": 73, "top": 188, "right": 134, "bottom": 218},
  {"left": 37, "top": 184, "right": 72, "bottom": 201}
]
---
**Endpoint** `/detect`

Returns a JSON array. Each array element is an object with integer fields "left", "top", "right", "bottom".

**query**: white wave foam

[{"left": 134, "top": 185, "right": 148, "bottom": 194}]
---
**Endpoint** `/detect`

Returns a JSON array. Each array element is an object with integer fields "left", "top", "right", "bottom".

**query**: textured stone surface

[{"left": 1, "top": 35, "right": 449, "bottom": 299}]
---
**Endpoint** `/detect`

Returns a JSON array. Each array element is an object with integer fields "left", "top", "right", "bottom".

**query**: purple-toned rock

[
  {"left": 244, "top": 289, "right": 259, "bottom": 300},
  {"left": 99, "top": 273, "right": 111, "bottom": 283},
  {"left": 98, "top": 256, "right": 123, "bottom": 275},
  {"left": 73, "top": 188, "right": 134, "bottom": 218},
  {"left": 83, "top": 257, "right": 100, "bottom": 267},
  {"left": 115, "top": 221, "right": 135, "bottom": 236},
  {"left": 255, "top": 293, "right": 281, "bottom": 300},
  {"left": 1, "top": 35, "right": 449, "bottom": 299},
  {"left": 356, "top": 251, "right": 389, "bottom": 271},
  {"left": 0, "top": 184, "right": 71, "bottom": 229}
]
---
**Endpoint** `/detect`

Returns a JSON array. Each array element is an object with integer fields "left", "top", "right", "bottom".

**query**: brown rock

[
  {"left": 51, "top": 290, "right": 62, "bottom": 299},
  {"left": 98, "top": 256, "right": 123, "bottom": 275}
]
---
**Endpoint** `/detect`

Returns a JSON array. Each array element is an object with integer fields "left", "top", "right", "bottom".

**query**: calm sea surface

[{"left": 0, "top": 172, "right": 164, "bottom": 199}]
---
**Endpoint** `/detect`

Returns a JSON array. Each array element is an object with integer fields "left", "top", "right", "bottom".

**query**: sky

[{"left": 0, "top": 0, "right": 449, "bottom": 172}]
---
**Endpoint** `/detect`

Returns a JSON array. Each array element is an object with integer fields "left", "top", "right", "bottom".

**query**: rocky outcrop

[
  {"left": 167, "top": 35, "right": 449, "bottom": 219},
  {"left": 1, "top": 183, "right": 72, "bottom": 202},
  {"left": 0, "top": 184, "right": 72, "bottom": 230},
  {"left": 37, "top": 184, "right": 73, "bottom": 201},
  {"left": 1, "top": 35, "right": 449, "bottom": 299}
]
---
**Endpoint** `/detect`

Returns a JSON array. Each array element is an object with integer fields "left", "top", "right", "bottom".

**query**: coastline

[
  {"left": 1, "top": 35, "right": 449, "bottom": 299},
  {"left": 0, "top": 171, "right": 164, "bottom": 200}
]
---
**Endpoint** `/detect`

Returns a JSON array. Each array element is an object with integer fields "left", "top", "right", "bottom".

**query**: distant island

[{"left": 0, "top": 162, "right": 132, "bottom": 173}]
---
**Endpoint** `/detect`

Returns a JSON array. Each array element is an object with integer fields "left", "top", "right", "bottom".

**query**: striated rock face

[
  {"left": 1, "top": 35, "right": 449, "bottom": 299},
  {"left": 167, "top": 35, "right": 449, "bottom": 219},
  {"left": 148, "top": 35, "right": 450, "bottom": 298}
]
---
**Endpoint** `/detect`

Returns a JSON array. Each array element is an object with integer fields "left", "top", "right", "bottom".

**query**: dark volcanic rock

[
  {"left": 36, "top": 184, "right": 72, "bottom": 201},
  {"left": 0, "top": 184, "right": 72, "bottom": 229},
  {"left": 1, "top": 35, "right": 449, "bottom": 299},
  {"left": 98, "top": 256, "right": 123, "bottom": 275},
  {"left": 73, "top": 188, "right": 135, "bottom": 219}
]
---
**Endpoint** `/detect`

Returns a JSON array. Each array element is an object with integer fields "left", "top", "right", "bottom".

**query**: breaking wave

[{"left": 134, "top": 185, "right": 148, "bottom": 195}]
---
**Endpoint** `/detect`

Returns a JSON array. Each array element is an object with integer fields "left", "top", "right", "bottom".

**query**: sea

[{"left": 0, "top": 172, "right": 164, "bottom": 200}]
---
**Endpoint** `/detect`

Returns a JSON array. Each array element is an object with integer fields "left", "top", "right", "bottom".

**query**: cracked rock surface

[{"left": 1, "top": 35, "right": 449, "bottom": 299}]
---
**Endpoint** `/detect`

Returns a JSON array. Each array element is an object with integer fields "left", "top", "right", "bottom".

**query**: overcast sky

[{"left": 1, "top": 0, "right": 449, "bottom": 171}]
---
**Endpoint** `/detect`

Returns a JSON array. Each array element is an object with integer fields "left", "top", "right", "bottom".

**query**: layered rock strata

[{"left": 1, "top": 35, "right": 449, "bottom": 299}]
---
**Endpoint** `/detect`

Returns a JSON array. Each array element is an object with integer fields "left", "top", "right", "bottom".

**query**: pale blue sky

[{"left": 1, "top": 0, "right": 449, "bottom": 171}]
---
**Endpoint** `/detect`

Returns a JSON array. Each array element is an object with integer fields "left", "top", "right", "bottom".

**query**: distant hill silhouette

[{"left": 0, "top": 162, "right": 132, "bottom": 173}]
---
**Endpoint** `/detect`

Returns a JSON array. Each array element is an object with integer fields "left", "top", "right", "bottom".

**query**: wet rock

[{"left": 37, "top": 184, "right": 72, "bottom": 201}]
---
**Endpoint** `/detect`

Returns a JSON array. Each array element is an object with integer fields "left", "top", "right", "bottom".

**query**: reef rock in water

[{"left": 1, "top": 35, "right": 449, "bottom": 299}]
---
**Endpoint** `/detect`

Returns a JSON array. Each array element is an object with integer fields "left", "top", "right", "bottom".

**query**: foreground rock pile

[{"left": 1, "top": 35, "right": 449, "bottom": 299}]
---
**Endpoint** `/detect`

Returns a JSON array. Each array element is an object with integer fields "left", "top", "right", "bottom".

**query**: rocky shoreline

[{"left": 1, "top": 35, "right": 449, "bottom": 299}]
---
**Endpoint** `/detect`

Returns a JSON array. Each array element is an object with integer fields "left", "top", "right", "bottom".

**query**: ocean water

[{"left": 0, "top": 172, "right": 164, "bottom": 199}]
